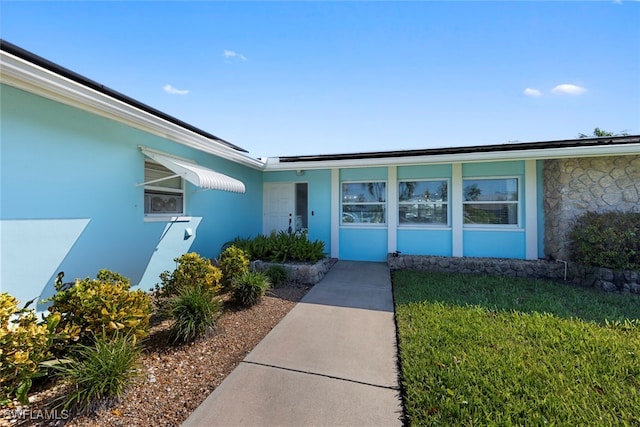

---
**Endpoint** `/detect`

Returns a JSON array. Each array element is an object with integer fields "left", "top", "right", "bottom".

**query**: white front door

[{"left": 263, "top": 183, "right": 295, "bottom": 234}]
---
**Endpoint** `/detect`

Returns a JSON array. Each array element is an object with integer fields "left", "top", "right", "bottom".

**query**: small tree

[{"left": 578, "top": 128, "right": 629, "bottom": 138}]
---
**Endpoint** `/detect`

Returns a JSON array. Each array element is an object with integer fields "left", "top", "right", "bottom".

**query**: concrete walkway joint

[{"left": 242, "top": 360, "right": 402, "bottom": 391}]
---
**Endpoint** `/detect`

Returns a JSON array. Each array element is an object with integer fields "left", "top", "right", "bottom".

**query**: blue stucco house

[{"left": 2, "top": 40, "right": 639, "bottom": 308}]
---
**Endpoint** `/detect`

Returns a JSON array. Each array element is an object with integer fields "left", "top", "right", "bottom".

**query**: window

[
  {"left": 341, "top": 182, "right": 386, "bottom": 224},
  {"left": 463, "top": 178, "right": 518, "bottom": 225},
  {"left": 398, "top": 180, "right": 448, "bottom": 225},
  {"left": 144, "top": 160, "right": 184, "bottom": 216}
]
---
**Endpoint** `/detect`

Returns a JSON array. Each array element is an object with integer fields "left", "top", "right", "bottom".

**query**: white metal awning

[{"left": 140, "top": 148, "right": 246, "bottom": 193}]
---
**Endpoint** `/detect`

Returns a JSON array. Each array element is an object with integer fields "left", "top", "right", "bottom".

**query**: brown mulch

[{"left": 2, "top": 284, "right": 311, "bottom": 427}]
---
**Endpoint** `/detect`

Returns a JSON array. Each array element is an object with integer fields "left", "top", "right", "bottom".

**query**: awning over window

[{"left": 141, "top": 149, "right": 246, "bottom": 193}]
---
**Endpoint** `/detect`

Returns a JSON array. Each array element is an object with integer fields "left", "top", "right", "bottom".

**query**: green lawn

[{"left": 393, "top": 270, "right": 640, "bottom": 426}]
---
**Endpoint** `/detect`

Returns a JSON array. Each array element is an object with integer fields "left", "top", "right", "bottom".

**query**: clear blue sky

[{"left": 2, "top": 1, "right": 639, "bottom": 157}]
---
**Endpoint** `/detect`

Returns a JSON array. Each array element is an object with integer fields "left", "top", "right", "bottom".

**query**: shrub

[
  {"left": 264, "top": 265, "right": 289, "bottom": 288},
  {"left": 168, "top": 287, "right": 222, "bottom": 343},
  {"left": 223, "top": 235, "right": 271, "bottom": 261},
  {"left": 48, "top": 270, "right": 152, "bottom": 349},
  {"left": 232, "top": 272, "right": 271, "bottom": 307},
  {"left": 224, "top": 232, "right": 326, "bottom": 263},
  {"left": 54, "top": 333, "right": 141, "bottom": 413},
  {"left": 0, "top": 293, "right": 57, "bottom": 405},
  {"left": 156, "top": 253, "right": 223, "bottom": 307},
  {"left": 569, "top": 211, "right": 640, "bottom": 270},
  {"left": 219, "top": 246, "right": 250, "bottom": 290}
]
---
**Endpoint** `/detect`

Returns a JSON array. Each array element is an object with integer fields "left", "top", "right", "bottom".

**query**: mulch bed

[{"left": 1, "top": 284, "right": 310, "bottom": 427}]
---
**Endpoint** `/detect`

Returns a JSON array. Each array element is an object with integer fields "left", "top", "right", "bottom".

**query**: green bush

[
  {"left": 156, "top": 253, "right": 223, "bottom": 307},
  {"left": 48, "top": 270, "right": 152, "bottom": 349},
  {"left": 232, "top": 272, "right": 271, "bottom": 307},
  {"left": 54, "top": 333, "right": 141, "bottom": 413},
  {"left": 168, "top": 287, "right": 222, "bottom": 343},
  {"left": 225, "top": 231, "right": 326, "bottom": 263},
  {"left": 219, "top": 246, "right": 250, "bottom": 290},
  {"left": 264, "top": 265, "right": 289, "bottom": 288},
  {"left": 569, "top": 211, "right": 640, "bottom": 270},
  {"left": 0, "top": 293, "right": 59, "bottom": 405}
]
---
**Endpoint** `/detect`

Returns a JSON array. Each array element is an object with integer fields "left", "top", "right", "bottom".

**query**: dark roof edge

[
  {"left": 278, "top": 135, "right": 640, "bottom": 163},
  {"left": 1, "top": 39, "right": 248, "bottom": 153}
]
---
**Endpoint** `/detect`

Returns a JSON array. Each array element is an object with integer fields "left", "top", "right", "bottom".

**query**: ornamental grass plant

[
  {"left": 54, "top": 333, "right": 141, "bottom": 414},
  {"left": 393, "top": 271, "right": 640, "bottom": 426},
  {"left": 168, "top": 286, "right": 222, "bottom": 343},
  {"left": 232, "top": 271, "right": 271, "bottom": 307}
]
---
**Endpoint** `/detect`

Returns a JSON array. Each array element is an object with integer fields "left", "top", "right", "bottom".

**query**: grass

[{"left": 393, "top": 271, "right": 640, "bottom": 426}]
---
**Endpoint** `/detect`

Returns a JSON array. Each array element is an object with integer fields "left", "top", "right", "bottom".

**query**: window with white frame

[
  {"left": 341, "top": 182, "right": 386, "bottom": 224},
  {"left": 144, "top": 160, "right": 184, "bottom": 216},
  {"left": 463, "top": 178, "right": 519, "bottom": 225},
  {"left": 398, "top": 180, "right": 449, "bottom": 225}
]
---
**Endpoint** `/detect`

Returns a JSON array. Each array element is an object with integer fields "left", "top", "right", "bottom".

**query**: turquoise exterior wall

[
  {"left": 339, "top": 167, "right": 388, "bottom": 261},
  {"left": 339, "top": 228, "right": 387, "bottom": 261},
  {"left": 397, "top": 229, "right": 452, "bottom": 256},
  {"left": 262, "top": 169, "right": 332, "bottom": 256},
  {"left": 463, "top": 230, "right": 526, "bottom": 258},
  {"left": 462, "top": 161, "right": 526, "bottom": 259},
  {"left": 398, "top": 164, "right": 452, "bottom": 180},
  {"left": 462, "top": 161, "right": 524, "bottom": 177},
  {"left": 0, "top": 85, "right": 261, "bottom": 307},
  {"left": 396, "top": 164, "right": 452, "bottom": 256},
  {"left": 0, "top": 83, "right": 550, "bottom": 304}
]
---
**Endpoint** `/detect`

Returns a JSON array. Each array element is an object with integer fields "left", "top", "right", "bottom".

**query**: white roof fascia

[
  {"left": 0, "top": 50, "right": 265, "bottom": 170},
  {"left": 263, "top": 143, "right": 640, "bottom": 171}
]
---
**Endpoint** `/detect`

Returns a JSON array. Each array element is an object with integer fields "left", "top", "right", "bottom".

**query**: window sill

[
  {"left": 398, "top": 225, "right": 452, "bottom": 231},
  {"left": 144, "top": 216, "right": 192, "bottom": 223},
  {"left": 463, "top": 226, "right": 523, "bottom": 232},
  {"left": 340, "top": 223, "right": 388, "bottom": 229}
]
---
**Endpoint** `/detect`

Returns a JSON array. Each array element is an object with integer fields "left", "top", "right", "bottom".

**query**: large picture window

[
  {"left": 341, "top": 182, "right": 386, "bottom": 224},
  {"left": 398, "top": 180, "right": 448, "bottom": 225},
  {"left": 463, "top": 178, "right": 518, "bottom": 225},
  {"left": 144, "top": 160, "right": 184, "bottom": 216}
]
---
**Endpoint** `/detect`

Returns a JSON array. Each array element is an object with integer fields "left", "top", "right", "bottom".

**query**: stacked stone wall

[
  {"left": 251, "top": 258, "right": 335, "bottom": 285},
  {"left": 543, "top": 155, "right": 640, "bottom": 261},
  {"left": 387, "top": 254, "right": 640, "bottom": 296}
]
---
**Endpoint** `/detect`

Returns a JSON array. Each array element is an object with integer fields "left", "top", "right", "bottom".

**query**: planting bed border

[
  {"left": 251, "top": 257, "right": 337, "bottom": 285},
  {"left": 388, "top": 254, "right": 640, "bottom": 296}
]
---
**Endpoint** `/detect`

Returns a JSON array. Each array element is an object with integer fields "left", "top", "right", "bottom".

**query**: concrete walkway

[{"left": 182, "top": 261, "right": 403, "bottom": 427}]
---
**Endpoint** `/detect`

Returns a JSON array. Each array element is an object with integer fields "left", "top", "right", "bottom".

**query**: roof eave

[
  {"left": 1, "top": 42, "right": 265, "bottom": 170},
  {"left": 264, "top": 139, "right": 640, "bottom": 171}
]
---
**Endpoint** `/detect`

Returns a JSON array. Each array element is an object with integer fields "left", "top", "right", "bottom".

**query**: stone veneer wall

[
  {"left": 543, "top": 155, "right": 640, "bottom": 261},
  {"left": 387, "top": 254, "right": 640, "bottom": 295},
  {"left": 251, "top": 258, "right": 336, "bottom": 285}
]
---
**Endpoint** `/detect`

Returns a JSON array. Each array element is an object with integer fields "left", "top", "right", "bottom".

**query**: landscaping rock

[
  {"left": 388, "top": 253, "right": 640, "bottom": 299},
  {"left": 252, "top": 258, "right": 336, "bottom": 285},
  {"left": 598, "top": 280, "right": 618, "bottom": 292}
]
